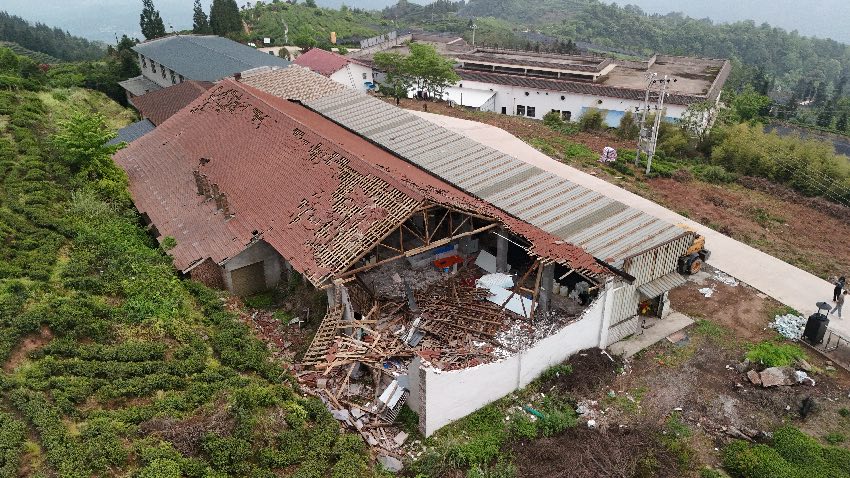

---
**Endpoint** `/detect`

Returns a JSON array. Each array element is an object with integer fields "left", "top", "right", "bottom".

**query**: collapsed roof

[
  {"left": 113, "top": 80, "right": 605, "bottom": 286},
  {"left": 240, "top": 67, "right": 689, "bottom": 270}
]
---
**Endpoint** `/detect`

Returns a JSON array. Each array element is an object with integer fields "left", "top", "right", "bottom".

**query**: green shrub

[
  {"left": 467, "top": 459, "right": 517, "bottom": 478},
  {"left": 695, "top": 164, "right": 738, "bottom": 184},
  {"left": 723, "top": 440, "right": 797, "bottom": 478},
  {"left": 445, "top": 405, "right": 507, "bottom": 467},
  {"left": 508, "top": 414, "right": 538, "bottom": 440},
  {"left": 617, "top": 110, "right": 640, "bottom": 140},
  {"left": 746, "top": 341, "right": 805, "bottom": 367},
  {"left": 824, "top": 433, "right": 846, "bottom": 445},
  {"left": 243, "top": 291, "right": 275, "bottom": 308},
  {"left": 563, "top": 142, "right": 594, "bottom": 160},
  {"left": 543, "top": 110, "right": 565, "bottom": 128},
  {"left": 202, "top": 435, "right": 252, "bottom": 475},
  {"left": 579, "top": 108, "right": 605, "bottom": 131}
]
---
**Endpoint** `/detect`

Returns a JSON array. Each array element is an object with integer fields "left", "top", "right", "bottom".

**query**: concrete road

[{"left": 412, "top": 111, "right": 849, "bottom": 339}]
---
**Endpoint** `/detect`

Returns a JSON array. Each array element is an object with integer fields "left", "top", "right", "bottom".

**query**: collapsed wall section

[{"left": 412, "top": 290, "right": 609, "bottom": 436}]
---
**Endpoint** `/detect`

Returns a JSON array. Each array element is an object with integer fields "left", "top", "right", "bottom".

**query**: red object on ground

[{"left": 433, "top": 255, "right": 463, "bottom": 270}]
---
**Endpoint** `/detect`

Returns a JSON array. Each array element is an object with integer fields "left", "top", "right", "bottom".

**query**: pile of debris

[{"left": 769, "top": 313, "right": 807, "bottom": 340}]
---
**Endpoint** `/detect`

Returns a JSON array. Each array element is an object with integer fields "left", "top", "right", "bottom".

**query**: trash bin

[{"left": 802, "top": 313, "right": 829, "bottom": 345}]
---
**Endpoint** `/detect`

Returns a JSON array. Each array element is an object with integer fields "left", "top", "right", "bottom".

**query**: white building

[
  {"left": 293, "top": 47, "right": 375, "bottom": 93},
  {"left": 452, "top": 50, "right": 730, "bottom": 126}
]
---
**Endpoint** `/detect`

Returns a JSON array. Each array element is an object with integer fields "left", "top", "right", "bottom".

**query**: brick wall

[{"left": 188, "top": 258, "right": 226, "bottom": 290}]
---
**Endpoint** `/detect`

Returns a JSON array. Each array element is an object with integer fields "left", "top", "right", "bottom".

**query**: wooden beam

[
  {"left": 403, "top": 223, "right": 498, "bottom": 257},
  {"left": 500, "top": 260, "right": 538, "bottom": 312},
  {"left": 529, "top": 261, "right": 544, "bottom": 322}
]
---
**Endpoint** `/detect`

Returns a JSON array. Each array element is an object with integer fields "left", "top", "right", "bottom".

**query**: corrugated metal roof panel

[
  {"left": 304, "top": 90, "right": 686, "bottom": 266},
  {"left": 638, "top": 272, "right": 687, "bottom": 299}
]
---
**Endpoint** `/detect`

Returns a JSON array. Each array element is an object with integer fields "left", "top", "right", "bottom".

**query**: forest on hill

[{"left": 0, "top": 11, "right": 104, "bottom": 62}]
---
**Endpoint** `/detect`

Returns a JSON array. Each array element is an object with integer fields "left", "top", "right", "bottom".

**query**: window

[
  {"left": 179, "top": 75, "right": 184, "bottom": 83},
  {"left": 161, "top": 67, "right": 166, "bottom": 79},
  {"left": 170, "top": 69, "right": 176, "bottom": 84},
  {"left": 151, "top": 61, "right": 156, "bottom": 73},
  {"left": 140, "top": 54, "right": 146, "bottom": 68},
  {"left": 516, "top": 105, "right": 526, "bottom": 116},
  {"left": 501, "top": 107, "right": 507, "bottom": 115},
  {"left": 562, "top": 111, "right": 572, "bottom": 121},
  {"left": 526, "top": 106, "right": 536, "bottom": 117},
  {"left": 362, "top": 72, "right": 367, "bottom": 80},
  {"left": 551, "top": 109, "right": 561, "bottom": 116}
]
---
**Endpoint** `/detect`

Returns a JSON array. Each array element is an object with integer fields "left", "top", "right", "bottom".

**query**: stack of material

[{"left": 769, "top": 313, "right": 807, "bottom": 340}]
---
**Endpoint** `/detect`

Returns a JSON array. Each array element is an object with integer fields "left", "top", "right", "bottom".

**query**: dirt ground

[
  {"left": 388, "top": 97, "right": 850, "bottom": 281},
  {"left": 504, "top": 265, "right": 850, "bottom": 477},
  {"left": 647, "top": 178, "right": 850, "bottom": 279},
  {"left": 4, "top": 325, "right": 53, "bottom": 373}
]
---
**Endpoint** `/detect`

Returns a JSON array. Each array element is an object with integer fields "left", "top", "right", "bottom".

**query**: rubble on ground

[
  {"left": 769, "top": 313, "right": 807, "bottom": 340},
  {"left": 293, "top": 253, "right": 596, "bottom": 458},
  {"left": 713, "top": 270, "right": 739, "bottom": 287}
]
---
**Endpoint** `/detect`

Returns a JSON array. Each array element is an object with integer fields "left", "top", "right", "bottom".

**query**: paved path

[
  {"left": 609, "top": 312, "right": 695, "bottom": 358},
  {"left": 412, "top": 111, "right": 849, "bottom": 339}
]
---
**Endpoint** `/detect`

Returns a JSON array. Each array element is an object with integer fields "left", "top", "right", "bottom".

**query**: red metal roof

[
  {"left": 293, "top": 48, "right": 356, "bottom": 77},
  {"left": 113, "top": 79, "right": 605, "bottom": 285},
  {"left": 131, "top": 80, "right": 214, "bottom": 126}
]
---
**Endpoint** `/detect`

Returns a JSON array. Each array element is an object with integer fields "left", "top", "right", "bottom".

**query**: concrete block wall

[
  {"left": 415, "top": 292, "right": 609, "bottom": 436},
  {"left": 221, "top": 239, "right": 284, "bottom": 294}
]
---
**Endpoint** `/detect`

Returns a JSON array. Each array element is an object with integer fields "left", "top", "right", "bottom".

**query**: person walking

[
  {"left": 834, "top": 276, "right": 846, "bottom": 302},
  {"left": 831, "top": 290, "right": 846, "bottom": 319}
]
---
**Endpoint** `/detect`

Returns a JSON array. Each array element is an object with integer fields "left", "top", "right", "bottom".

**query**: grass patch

[
  {"left": 692, "top": 319, "right": 728, "bottom": 340},
  {"left": 746, "top": 340, "right": 805, "bottom": 367},
  {"left": 724, "top": 426, "right": 850, "bottom": 478},
  {"left": 824, "top": 432, "right": 846, "bottom": 445}
]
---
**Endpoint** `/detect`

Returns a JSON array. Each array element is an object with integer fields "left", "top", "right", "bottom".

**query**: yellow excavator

[{"left": 677, "top": 226, "right": 710, "bottom": 275}]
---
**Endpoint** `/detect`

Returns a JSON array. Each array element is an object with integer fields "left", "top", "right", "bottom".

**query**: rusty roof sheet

[
  {"left": 132, "top": 80, "right": 214, "bottom": 125},
  {"left": 114, "top": 78, "right": 605, "bottom": 285},
  {"left": 293, "top": 48, "right": 363, "bottom": 77}
]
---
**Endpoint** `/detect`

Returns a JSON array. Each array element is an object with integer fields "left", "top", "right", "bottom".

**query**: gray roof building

[
  {"left": 118, "top": 75, "right": 162, "bottom": 97},
  {"left": 132, "top": 35, "right": 290, "bottom": 83},
  {"left": 108, "top": 119, "right": 156, "bottom": 146}
]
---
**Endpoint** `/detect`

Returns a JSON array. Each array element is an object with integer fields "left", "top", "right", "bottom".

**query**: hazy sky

[
  {"left": 3, "top": 0, "right": 849, "bottom": 45},
  {"left": 617, "top": 0, "right": 850, "bottom": 44}
]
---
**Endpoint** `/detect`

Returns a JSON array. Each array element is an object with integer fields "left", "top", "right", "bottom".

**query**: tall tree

[
  {"left": 210, "top": 0, "right": 242, "bottom": 36},
  {"left": 837, "top": 112, "right": 848, "bottom": 133},
  {"left": 140, "top": 0, "right": 166, "bottom": 40},
  {"left": 192, "top": 0, "right": 211, "bottom": 34}
]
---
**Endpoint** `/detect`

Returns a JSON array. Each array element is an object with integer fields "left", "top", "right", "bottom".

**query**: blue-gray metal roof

[
  {"left": 305, "top": 91, "right": 686, "bottom": 268},
  {"left": 108, "top": 119, "right": 155, "bottom": 146},
  {"left": 118, "top": 75, "right": 162, "bottom": 96},
  {"left": 133, "top": 35, "right": 290, "bottom": 82}
]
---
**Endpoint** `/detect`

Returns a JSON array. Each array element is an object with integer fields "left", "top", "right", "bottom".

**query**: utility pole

[
  {"left": 634, "top": 73, "right": 675, "bottom": 174},
  {"left": 645, "top": 75, "right": 674, "bottom": 175},
  {"left": 471, "top": 23, "right": 477, "bottom": 46},
  {"left": 634, "top": 72, "right": 657, "bottom": 167}
]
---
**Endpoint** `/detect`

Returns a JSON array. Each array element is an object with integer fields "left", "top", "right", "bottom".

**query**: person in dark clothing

[{"left": 835, "top": 276, "right": 846, "bottom": 302}]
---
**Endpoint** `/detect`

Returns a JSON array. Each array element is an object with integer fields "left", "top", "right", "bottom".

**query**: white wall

[
  {"left": 138, "top": 53, "right": 183, "bottom": 88},
  {"left": 329, "top": 63, "right": 374, "bottom": 92},
  {"left": 456, "top": 79, "right": 688, "bottom": 126},
  {"left": 417, "top": 290, "right": 610, "bottom": 436}
]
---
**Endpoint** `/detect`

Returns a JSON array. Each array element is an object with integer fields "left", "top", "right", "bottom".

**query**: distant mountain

[
  {"left": 613, "top": 0, "right": 850, "bottom": 45},
  {"left": 0, "top": 11, "right": 104, "bottom": 61},
  {"left": 0, "top": 0, "right": 426, "bottom": 44}
]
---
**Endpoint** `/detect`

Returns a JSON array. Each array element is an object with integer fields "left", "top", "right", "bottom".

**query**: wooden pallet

[{"left": 302, "top": 306, "right": 344, "bottom": 365}]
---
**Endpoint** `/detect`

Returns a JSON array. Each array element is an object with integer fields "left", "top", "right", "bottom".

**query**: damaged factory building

[{"left": 114, "top": 67, "right": 699, "bottom": 439}]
